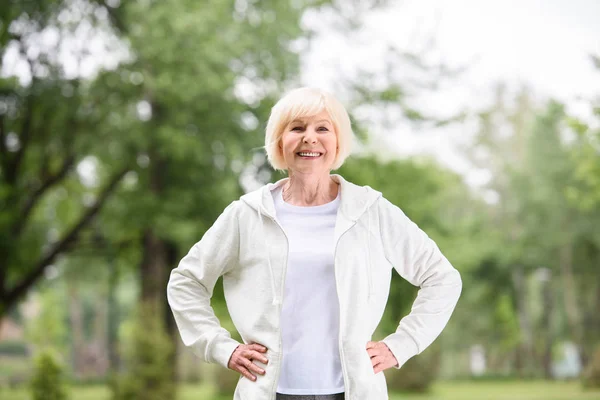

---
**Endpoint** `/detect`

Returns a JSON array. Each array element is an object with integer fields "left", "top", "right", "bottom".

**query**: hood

[
  {"left": 240, "top": 174, "right": 382, "bottom": 221},
  {"left": 240, "top": 174, "right": 382, "bottom": 306}
]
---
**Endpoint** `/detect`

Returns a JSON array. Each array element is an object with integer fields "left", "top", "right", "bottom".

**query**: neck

[{"left": 282, "top": 171, "right": 338, "bottom": 206}]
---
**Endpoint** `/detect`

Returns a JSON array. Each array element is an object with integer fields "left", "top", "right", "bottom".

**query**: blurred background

[{"left": 1, "top": 0, "right": 600, "bottom": 399}]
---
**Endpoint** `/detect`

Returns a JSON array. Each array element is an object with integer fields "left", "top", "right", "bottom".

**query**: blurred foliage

[
  {"left": 582, "top": 345, "right": 600, "bottom": 389},
  {"left": 110, "top": 303, "right": 175, "bottom": 400},
  {"left": 385, "top": 341, "right": 441, "bottom": 393},
  {"left": 0, "top": 0, "right": 132, "bottom": 316},
  {"left": 0, "top": 340, "right": 29, "bottom": 357},
  {"left": 1, "top": 0, "right": 600, "bottom": 393},
  {"left": 24, "top": 285, "right": 68, "bottom": 355},
  {"left": 29, "top": 348, "right": 69, "bottom": 400},
  {"left": 4, "top": 380, "right": 600, "bottom": 400},
  {"left": 213, "top": 367, "right": 240, "bottom": 397}
]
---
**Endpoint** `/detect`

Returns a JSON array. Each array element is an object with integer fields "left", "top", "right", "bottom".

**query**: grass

[
  {"left": 1, "top": 380, "right": 599, "bottom": 400},
  {"left": 396, "top": 380, "right": 600, "bottom": 400}
]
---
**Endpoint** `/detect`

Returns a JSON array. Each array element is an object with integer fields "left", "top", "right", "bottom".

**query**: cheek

[
  {"left": 280, "top": 137, "right": 297, "bottom": 156},
  {"left": 326, "top": 136, "right": 338, "bottom": 153}
]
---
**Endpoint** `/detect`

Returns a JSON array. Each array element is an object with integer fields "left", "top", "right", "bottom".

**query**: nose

[{"left": 302, "top": 128, "right": 318, "bottom": 144}]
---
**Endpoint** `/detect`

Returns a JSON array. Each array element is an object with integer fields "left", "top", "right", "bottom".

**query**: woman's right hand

[{"left": 228, "top": 343, "right": 269, "bottom": 381}]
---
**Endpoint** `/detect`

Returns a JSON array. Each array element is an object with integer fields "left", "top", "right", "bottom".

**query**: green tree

[
  {"left": 565, "top": 54, "right": 600, "bottom": 366},
  {"left": 0, "top": 0, "right": 131, "bottom": 316},
  {"left": 463, "top": 83, "right": 600, "bottom": 377}
]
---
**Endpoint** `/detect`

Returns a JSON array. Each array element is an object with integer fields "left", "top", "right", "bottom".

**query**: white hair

[{"left": 264, "top": 87, "right": 354, "bottom": 171}]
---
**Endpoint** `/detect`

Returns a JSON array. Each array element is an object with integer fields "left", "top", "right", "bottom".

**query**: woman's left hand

[{"left": 366, "top": 341, "right": 399, "bottom": 374}]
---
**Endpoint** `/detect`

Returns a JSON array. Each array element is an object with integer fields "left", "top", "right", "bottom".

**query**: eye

[
  {"left": 318, "top": 126, "right": 329, "bottom": 131},
  {"left": 291, "top": 126, "right": 303, "bottom": 131}
]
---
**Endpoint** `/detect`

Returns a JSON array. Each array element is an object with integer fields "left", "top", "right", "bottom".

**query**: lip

[{"left": 296, "top": 151, "right": 323, "bottom": 159}]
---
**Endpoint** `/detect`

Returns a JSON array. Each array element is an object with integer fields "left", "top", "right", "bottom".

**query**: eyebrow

[{"left": 289, "top": 119, "right": 332, "bottom": 125}]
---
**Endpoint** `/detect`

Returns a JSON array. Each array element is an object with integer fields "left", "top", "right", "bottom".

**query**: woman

[{"left": 167, "top": 87, "right": 462, "bottom": 400}]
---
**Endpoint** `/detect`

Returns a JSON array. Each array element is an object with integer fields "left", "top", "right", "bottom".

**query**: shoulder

[
  {"left": 376, "top": 195, "right": 403, "bottom": 212},
  {"left": 238, "top": 183, "right": 266, "bottom": 206},
  {"left": 375, "top": 194, "right": 413, "bottom": 228},
  {"left": 213, "top": 199, "right": 243, "bottom": 226}
]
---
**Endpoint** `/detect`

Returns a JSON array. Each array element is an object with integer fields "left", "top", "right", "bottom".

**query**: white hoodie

[{"left": 167, "top": 174, "right": 462, "bottom": 400}]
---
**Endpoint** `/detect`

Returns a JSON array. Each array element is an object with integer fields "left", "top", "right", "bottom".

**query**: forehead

[{"left": 288, "top": 110, "right": 333, "bottom": 124}]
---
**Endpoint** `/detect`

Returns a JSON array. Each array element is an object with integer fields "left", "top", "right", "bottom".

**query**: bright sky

[{"left": 301, "top": 0, "right": 600, "bottom": 187}]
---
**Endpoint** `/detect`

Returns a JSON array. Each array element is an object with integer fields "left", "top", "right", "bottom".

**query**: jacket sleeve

[
  {"left": 377, "top": 197, "right": 462, "bottom": 369},
  {"left": 166, "top": 200, "right": 242, "bottom": 369}
]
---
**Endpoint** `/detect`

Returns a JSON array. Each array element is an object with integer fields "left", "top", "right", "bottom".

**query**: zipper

[
  {"left": 366, "top": 207, "right": 373, "bottom": 302},
  {"left": 265, "top": 211, "right": 356, "bottom": 400},
  {"left": 265, "top": 214, "right": 289, "bottom": 400},
  {"left": 333, "top": 221, "right": 356, "bottom": 400}
]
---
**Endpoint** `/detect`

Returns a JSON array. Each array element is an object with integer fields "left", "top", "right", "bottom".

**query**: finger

[
  {"left": 237, "top": 366, "right": 257, "bottom": 381},
  {"left": 374, "top": 358, "right": 392, "bottom": 374},
  {"left": 250, "top": 350, "right": 269, "bottom": 364},
  {"left": 250, "top": 343, "right": 268, "bottom": 352},
  {"left": 373, "top": 362, "right": 384, "bottom": 374},
  {"left": 244, "top": 359, "right": 266, "bottom": 376},
  {"left": 371, "top": 355, "right": 384, "bottom": 367},
  {"left": 367, "top": 347, "right": 381, "bottom": 358}
]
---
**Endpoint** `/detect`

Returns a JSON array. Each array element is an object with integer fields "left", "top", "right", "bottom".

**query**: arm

[
  {"left": 377, "top": 197, "right": 462, "bottom": 369},
  {"left": 166, "top": 201, "right": 242, "bottom": 369}
]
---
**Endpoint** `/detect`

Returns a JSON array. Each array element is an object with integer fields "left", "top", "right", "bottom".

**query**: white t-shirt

[{"left": 272, "top": 185, "right": 345, "bottom": 395}]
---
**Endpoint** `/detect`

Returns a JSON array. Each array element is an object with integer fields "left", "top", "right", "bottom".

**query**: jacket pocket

[{"left": 363, "top": 347, "right": 389, "bottom": 397}]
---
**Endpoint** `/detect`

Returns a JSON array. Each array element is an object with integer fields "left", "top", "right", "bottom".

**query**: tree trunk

[
  {"left": 559, "top": 242, "right": 585, "bottom": 365},
  {"left": 164, "top": 239, "right": 180, "bottom": 382},
  {"left": 138, "top": 229, "right": 177, "bottom": 398},
  {"left": 512, "top": 265, "right": 534, "bottom": 377},
  {"left": 91, "top": 286, "right": 109, "bottom": 377},
  {"left": 139, "top": 231, "right": 180, "bottom": 377},
  {"left": 140, "top": 230, "right": 168, "bottom": 313},
  {"left": 596, "top": 269, "right": 600, "bottom": 351},
  {"left": 107, "top": 254, "right": 120, "bottom": 373},
  {"left": 540, "top": 270, "right": 554, "bottom": 379}
]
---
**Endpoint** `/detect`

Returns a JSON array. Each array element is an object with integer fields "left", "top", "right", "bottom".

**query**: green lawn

[
  {"left": 1, "top": 380, "right": 599, "bottom": 400},
  {"left": 399, "top": 380, "right": 600, "bottom": 400}
]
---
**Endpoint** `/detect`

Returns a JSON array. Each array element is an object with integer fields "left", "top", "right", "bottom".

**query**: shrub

[
  {"left": 30, "top": 349, "right": 69, "bottom": 400},
  {"left": 111, "top": 303, "right": 176, "bottom": 400},
  {"left": 384, "top": 342, "right": 441, "bottom": 393},
  {"left": 583, "top": 345, "right": 600, "bottom": 389}
]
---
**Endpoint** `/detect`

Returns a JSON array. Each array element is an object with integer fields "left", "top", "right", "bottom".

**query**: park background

[{"left": 1, "top": 0, "right": 600, "bottom": 399}]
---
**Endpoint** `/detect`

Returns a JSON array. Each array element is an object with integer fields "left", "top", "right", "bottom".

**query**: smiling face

[{"left": 279, "top": 110, "right": 338, "bottom": 175}]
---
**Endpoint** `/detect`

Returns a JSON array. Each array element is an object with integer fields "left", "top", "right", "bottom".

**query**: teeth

[{"left": 298, "top": 152, "right": 321, "bottom": 157}]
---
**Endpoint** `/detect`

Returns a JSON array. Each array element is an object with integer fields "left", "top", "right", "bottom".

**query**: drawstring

[
  {"left": 255, "top": 190, "right": 376, "bottom": 306},
  {"left": 366, "top": 206, "right": 373, "bottom": 301},
  {"left": 257, "top": 205, "right": 281, "bottom": 306}
]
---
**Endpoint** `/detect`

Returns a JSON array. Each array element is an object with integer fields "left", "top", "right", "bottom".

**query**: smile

[{"left": 296, "top": 152, "right": 322, "bottom": 158}]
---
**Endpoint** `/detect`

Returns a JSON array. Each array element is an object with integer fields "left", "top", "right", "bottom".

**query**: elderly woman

[{"left": 167, "top": 87, "right": 462, "bottom": 400}]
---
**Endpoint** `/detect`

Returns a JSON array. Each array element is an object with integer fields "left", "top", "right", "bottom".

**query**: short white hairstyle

[{"left": 264, "top": 87, "right": 354, "bottom": 172}]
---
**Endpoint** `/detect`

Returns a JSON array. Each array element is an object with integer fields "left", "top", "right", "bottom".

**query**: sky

[{"left": 301, "top": 0, "right": 600, "bottom": 188}]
